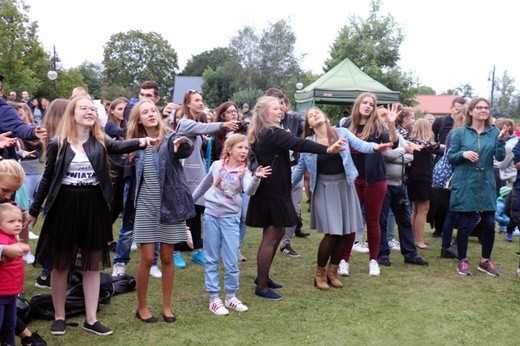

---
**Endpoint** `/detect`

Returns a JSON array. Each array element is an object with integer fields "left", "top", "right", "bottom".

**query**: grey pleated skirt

[{"left": 310, "top": 173, "right": 364, "bottom": 236}]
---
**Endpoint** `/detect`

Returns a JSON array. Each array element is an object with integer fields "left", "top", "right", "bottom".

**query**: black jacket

[{"left": 29, "top": 136, "right": 142, "bottom": 218}]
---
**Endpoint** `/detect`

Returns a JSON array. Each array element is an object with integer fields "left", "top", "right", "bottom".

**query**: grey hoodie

[{"left": 382, "top": 135, "right": 414, "bottom": 187}]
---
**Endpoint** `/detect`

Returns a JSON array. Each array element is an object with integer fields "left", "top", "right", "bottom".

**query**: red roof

[{"left": 414, "top": 95, "right": 456, "bottom": 115}]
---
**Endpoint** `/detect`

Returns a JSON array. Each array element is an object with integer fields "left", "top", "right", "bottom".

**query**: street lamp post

[{"left": 47, "top": 45, "right": 57, "bottom": 98}]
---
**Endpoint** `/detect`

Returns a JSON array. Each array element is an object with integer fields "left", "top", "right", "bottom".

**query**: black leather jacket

[{"left": 29, "top": 136, "right": 142, "bottom": 218}]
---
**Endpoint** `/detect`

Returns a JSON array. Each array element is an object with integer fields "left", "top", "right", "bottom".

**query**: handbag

[{"left": 432, "top": 148, "right": 453, "bottom": 190}]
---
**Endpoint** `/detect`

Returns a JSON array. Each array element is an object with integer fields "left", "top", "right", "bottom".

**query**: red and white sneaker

[
  {"left": 225, "top": 297, "right": 248, "bottom": 312},
  {"left": 209, "top": 298, "right": 229, "bottom": 316}
]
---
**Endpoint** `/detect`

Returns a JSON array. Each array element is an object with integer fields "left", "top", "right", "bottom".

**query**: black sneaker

[
  {"left": 404, "top": 257, "right": 429, "bottom": 266},
  {"left": 440, "top": 248, "right": 456, "bottom": 259},
  {"left": 35, "top": 276, "right": 51, "bottom": 289},
  {"left": 280, "top": 244, "right": 300, "bottom": 257},
  {"left": 21, "top": 331, "right": 47, "bottom": 346},
  {"left": 295, "top": 229, "right": 310, "bottom": 238},
  {"left": 377, "top": 257, "right": 392, "bottom": 266},
  {"left": 50, "top": 319, "right": 66, "bottom": 335},
  {"left": 82, "top": 320, "right": 113, "bottom": 336}
]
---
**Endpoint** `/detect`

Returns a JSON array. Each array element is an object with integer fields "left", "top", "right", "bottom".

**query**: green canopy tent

[{"left": 294, "top": 58, "right": 400, "bottom": 112}]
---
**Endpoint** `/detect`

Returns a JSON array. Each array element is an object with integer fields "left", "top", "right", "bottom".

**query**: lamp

[
  {"left": 296, "top": 82, "right": 303, "bottom": 90},
  {"left": 47, "top": 45, "right": 58, "bottom": 98}
]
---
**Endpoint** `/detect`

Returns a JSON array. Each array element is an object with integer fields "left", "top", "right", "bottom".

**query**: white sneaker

[
  {"left": 225, "top": 297, "right": 248, "bottom": 312},
  {"left": 388, "top": 239, "right": 401, "bottom": 251},
  {"left": 238, "top": 249, "right": 246, "bottom": 262},
  {"left": 29, "top": 231, "right": 39, "bottom": 239},
  {"left": 369, "top": 259, "right": 380, "bottom": 276},
  {"left": 112, "top": 262, "right": 126, "bottom": 276},
  {"left": 352, "top": 241, "right": 369, "bottom": 253},
  {"left": 338, "top": 259, "right": 350, "bottom": 276},
  {"left": 131, "top": 241, "right": 138, "bottom": 251},
  {"left": 209, "top": 298, "right": 229, "bottom": 316},
  {"left": 517, "top": 267, "right": 520, "bottom": 276},
  {"left": 23, "top": 251, "right": 35, "bottom": 264},
  {"left": 149, "top": 265, "right": 162, "bottom": 278}
]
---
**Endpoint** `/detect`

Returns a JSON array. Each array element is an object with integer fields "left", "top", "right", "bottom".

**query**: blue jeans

[
  {"left": 113, "top": 226, "right": 159, "bottom": 266},
  {"left": 455, "top": 211, "right": 495, "bottom": 260},
  {"left": 387, "top": 209, "right": 396, "bottom": 240},
  {"left": 441, "top": 210, "right": 459, "bottom": 249},
  {"left": 378, "top": 184, "right": 419, "bottom": 261},
  {"left": 203, "top": 214, "right": 240, "bottom": 295}
]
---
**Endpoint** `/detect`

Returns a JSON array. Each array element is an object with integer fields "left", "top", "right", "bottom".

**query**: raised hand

[
  {"left": 374, "top": 142, "right": 394, "bottom": 152},
  {"left": 0, "top": 131, "right": 16, "bottom": 149},
  {"left": 327, "top": 138, "right": 347, "bottom": 154},
  {"left": 173, "top": 136, "right": 187, "bottom": 153},
  {"left": 34, "top": 126, "right": 48, "bottom": 140},
  {"left": 498, "top": 125, "right": 510, "bottom": 140},
  {"left": 254, "top": 165, "right": 272, "bottom": 179},
  {"left": 385, "top": 103, "right": 402, "bottom": 124}
]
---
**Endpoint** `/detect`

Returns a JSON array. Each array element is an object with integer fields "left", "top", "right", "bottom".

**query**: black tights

[
  {"left": 317, "top": 234, "right": 349, "bottom": 267},
  {"left": 256, "top": 226, "right": 284, "bottom": 291}
]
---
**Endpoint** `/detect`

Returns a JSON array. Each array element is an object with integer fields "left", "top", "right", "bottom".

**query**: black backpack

[{"left": 28, "top": 271, "right": 114, "bottom": 321}]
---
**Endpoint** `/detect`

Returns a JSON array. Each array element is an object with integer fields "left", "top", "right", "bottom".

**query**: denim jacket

[
  {"left": 133, "top": 132, "right": 196, "bottom": 224},
  {"left": 292, "top": 127, "right": 375, "bottom": 192}
]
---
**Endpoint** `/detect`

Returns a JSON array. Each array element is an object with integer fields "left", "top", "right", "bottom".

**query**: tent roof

[{"left": 295, "top": 58, "right": 400, "bottom": 110}]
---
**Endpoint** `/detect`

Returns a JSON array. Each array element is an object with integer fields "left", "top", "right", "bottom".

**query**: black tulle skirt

[
  {"left": 245, "top": 194, "right": 298, "bottom": 228},
  {"left": 35, "top": 185, "right": 111, "bottom": 271}
]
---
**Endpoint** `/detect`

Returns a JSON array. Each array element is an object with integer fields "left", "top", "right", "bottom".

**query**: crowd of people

[{"left": 2, "top": 70, "right": 520, "bottom": 344}]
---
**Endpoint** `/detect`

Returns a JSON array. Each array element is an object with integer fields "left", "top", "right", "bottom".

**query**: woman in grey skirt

[{"left": 292, "top": 107, "right": 392, "bottom": 290}]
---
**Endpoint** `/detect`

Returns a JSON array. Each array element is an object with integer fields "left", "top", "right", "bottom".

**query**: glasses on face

[
  {"left": 77, "top": 106, "right": 97, "bottom": 113},
  {"left": 474, "top": 106, "right": 490, "bottom": 111},
  {"left": 225, "top": 109, "right": 238, "bottom": 115}
]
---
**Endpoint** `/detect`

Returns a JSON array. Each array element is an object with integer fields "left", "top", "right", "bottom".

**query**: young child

[
  {"left": 0, "top": 203, "right": 26, "bottom": 346},
  {"left": 192, "top": 134, "right": 271, "bottom": 315},
  {"left": 496, "top": 186, "right": 512, "bottom": 239}
]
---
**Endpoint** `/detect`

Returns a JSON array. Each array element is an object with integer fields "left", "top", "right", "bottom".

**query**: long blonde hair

[
  {"left": 246, "top": 96, "right": 280, "bottom": 145},
  {"left": 56, "top": 95, "right": 106, "bottom": 151},
  {"left": 348, "top": 92, "right": 388, "bottom": 140},
  {"left": 411, "top": 118, "right": 434, "bottom": 141},
  {"left": 126, "top": 99, "right": 171, "bottom": 161}
]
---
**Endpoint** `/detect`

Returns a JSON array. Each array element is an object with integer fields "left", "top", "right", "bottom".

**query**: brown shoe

[
  {"left": 326, "top": 264, "right": 344, "bottom": 288},
  {"left": 314, "top": 266, "right": 329, "bottom": 290}
]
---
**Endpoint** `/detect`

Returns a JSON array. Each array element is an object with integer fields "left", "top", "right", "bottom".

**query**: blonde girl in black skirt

[
  {"left": 246, "top": 96, "right": 346, "bottom": 300},
  {"left": 27, "top": 96, "right": 156, "bottom": 336}
]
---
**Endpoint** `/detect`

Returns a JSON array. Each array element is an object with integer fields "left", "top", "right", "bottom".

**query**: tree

[
  {"left": 181, "top": 47, "right": 239, "bottom": 76},
  {"left": 325, "top": 0, "right": 416, "bottom": 105},
  {"left": 78, "top": 62, "right": 104, "bottom": 99},
  {"left": 230, "top": 26, "right": 259, "bottom": 88},
  {"left": 444, "top": 83, "right": 475, "bottom": 99},
  {"left": 103, "top": 30, "right": 178, "bottom": 99},
  {"left": 0, "top": 0, "right": 51, "bottom": 97},
  {"left": 494, "top": 71, "right": 518, "bottom": 117}
]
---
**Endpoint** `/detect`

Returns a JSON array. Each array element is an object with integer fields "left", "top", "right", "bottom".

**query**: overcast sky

[{"left": 23, "top": 0, "right": 517, "bottom": 98}]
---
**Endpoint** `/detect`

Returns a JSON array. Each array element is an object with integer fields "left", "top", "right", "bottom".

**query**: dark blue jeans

[
  {"left": 455, "top": 211, "right": 495, "bottom": 260},
  {"left": 379, "top": 184, "right": 420, "bottom": 261},
  {"left": 441, "top": 210, "right": 459, "bottom": 250}
]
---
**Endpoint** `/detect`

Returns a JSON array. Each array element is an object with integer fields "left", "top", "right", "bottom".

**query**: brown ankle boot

[
  {"left": 314, "top": 266, "right": 329, "bottom": 290},
  {"left": 327, "top": 264, "right": 344, "bottom": 288}
]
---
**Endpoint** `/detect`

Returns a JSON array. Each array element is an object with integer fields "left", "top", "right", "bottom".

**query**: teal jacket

[{"left": 448, "top": 124, "right": 505, "bottom": 212}]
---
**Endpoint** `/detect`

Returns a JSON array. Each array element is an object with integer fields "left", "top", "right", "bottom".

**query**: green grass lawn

[{"left": 22, "top": 206, "right": 520, "bottom": 345}]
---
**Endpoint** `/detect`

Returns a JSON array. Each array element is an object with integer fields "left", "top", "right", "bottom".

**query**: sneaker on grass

[
  {"left": 191, "top": 249, "right": 205, "bottom": 265},
  {"left": 338, "top": 259, "right": 349, "bottom": 276},
  {"left": 82, "top": 320, "right": 113, "bottom": 336},
  {"left": 209, "top": 298, "right": 229, "bottom": 316},
  {"left": 50, "top": 319, "right": 66, "bottom": 335},
  {"left": 225, "top": 297, "right": 248, "bottom": 312},
  {"left": 21, "top": 331, "right": 46, "bottom": 346},
  {"left": 457, "top": 259, "right": 472, "bottom": 276},
  {"left": 369, "top": 259, "right": 380, "bottom": 276},
  {"left": 149, "top": 265, "right": 162, "bottom": 278},
  {"left": 35, "top": 275, "right": 51, "bottom": 289},
  {"left": 174, "top": 252, "right": 186, "bottom": 269},
  {"left": 477, "top": 260, "right": 500, "bottom": 276},
  {"left": 112, "top": 262, "right": 126, "bottom": 277},
  {"left": 279, "top": 244, "right": 300, "bottom": 258},
  {"left": 352, "top": 241, "right": 369, "bottom": 253}
]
